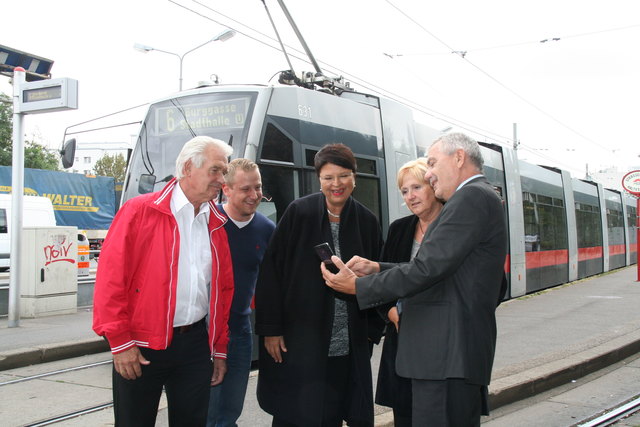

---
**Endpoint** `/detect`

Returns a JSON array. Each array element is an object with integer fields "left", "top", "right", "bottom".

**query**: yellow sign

[{"left": 41, "top": 194, "right": 99, "bottom": 212}]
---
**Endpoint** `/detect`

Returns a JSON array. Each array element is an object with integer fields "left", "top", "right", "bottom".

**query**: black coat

[
  {"left": 255, "top": 192, "right": 383, "bottom": 426},
  {"left": 374, "top": 215, "right": 417, "bottom": 414}
]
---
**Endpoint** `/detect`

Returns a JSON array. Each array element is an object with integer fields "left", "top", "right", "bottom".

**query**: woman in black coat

[
  {"left": 374, "top": 158, "right": 443, "bottom": 427},
  {"left": 255, "top": 144, "right": 383, "bottom": 427}
]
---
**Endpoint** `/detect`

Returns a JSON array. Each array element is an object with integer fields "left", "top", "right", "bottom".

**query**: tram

[{"left": 120, "top": 81, "right": 637, "bottom": 300}]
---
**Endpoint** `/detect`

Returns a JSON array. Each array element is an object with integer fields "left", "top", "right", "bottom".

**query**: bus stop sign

[
  {"left": 15, "top": 77, "right": 78, "bottom": 114},
  {"left": 622, "top": 170, "right": 640, "bottom": 195}
]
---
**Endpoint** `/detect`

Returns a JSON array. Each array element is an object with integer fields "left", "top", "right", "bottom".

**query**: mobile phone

[
  {"left": 314, "top": 242, "right": 339, "bottom": 273},
  {"left": 314, "top": 242, "right": 334, "bottom": 263}
]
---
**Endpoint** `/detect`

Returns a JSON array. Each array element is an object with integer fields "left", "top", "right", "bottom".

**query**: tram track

[
  {"left": 0, "top": 359, "right": 111, "bottom": 386},
  {"left": 22, "top": 402, "right": 114, "bottom": 427},
  {"left": 578, "top": 396, "right": 640, "bottom": 427},
  {"left": 0, "top": 354, "right": 115, "bottom": 427}
]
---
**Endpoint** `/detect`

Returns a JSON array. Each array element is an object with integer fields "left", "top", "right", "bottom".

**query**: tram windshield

[{"left": 122, "top": 91, "right": 257, "bottom": 201}]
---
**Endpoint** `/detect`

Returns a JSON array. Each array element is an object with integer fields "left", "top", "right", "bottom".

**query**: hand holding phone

[{"left": 314, "top": 242, "right": 339, "bottom": 274}]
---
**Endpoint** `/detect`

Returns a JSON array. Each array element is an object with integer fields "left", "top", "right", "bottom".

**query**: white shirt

[
  {"left": 226, "top": 213, "right": 254, "bottom": 229},
  {"left": 456, "top": 174, "right": 484, "bottom": 192},
  {"left": 170, "top": 183, "right": 212, "bottom": 327}
]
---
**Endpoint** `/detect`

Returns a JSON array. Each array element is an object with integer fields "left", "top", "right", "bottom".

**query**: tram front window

[{"left": 122, "top": 92, "right": 256, "bottom": 201}]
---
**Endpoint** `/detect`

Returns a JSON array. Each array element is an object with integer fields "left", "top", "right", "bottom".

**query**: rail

[
  {"left": 0, "top": 360, "right": 111, "bottom": 386},
  {"left": 24, "top": 402, "right": 114, "bottom": 426},
  {"left": 578, "top": 396, "right": 640, "bottom": 427}
]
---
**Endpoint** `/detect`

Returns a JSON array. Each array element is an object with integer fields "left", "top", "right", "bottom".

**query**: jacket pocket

[{"left": 395, "top": 301, "right": 450, "bottom": 379}]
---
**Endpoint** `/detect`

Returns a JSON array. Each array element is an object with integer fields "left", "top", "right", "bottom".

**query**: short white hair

[
  {"left": 175, "top": 136, "right": 233, "bottom": 179},
  {"left": 432, "top": 132, "right": 484, "bottom": 172}
]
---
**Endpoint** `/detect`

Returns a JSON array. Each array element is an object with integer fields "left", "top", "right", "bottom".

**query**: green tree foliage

[
  {"left": 93, "top": 153, "right": 127, "bottom": 182},
  {"left": 24, "top": 140, "right": 61, "bottom": 170},
  {"left": 0, "top": 93, "right": 12, "bottom": 166},
  {"left": 0, "top": 92, "right": 60, "bottom": 170}
]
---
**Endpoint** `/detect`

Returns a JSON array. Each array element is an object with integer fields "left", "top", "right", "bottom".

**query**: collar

[
  {"left": 152, "top": 178, "right": 227, "bottom": 230},
  {"left": 171, "top": 180, "right": 210, "bottom": 218},
  {"left": 219, "top": 204, "right": 254, "bottom": 228},
  {"left": 456, "top": 174, "right": 484, "bottom": 192}
]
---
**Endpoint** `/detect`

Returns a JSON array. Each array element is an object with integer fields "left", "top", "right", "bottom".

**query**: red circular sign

[{"left": 621, "top": 170, "right": 640, "bottom": 195}]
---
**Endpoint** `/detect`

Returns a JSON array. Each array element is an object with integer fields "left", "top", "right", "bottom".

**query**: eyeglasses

[{"left": 320, "top": 173, "right": 353, "bottom": 183}]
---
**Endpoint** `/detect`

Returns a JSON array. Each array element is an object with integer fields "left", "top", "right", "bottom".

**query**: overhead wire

[
  {"left": 173, "top": 0, "right": 624, "bottom": 171},
  {"left": 382, "top": 0, "right": 623, "bottom": 155},
  {"left": 175, "top": 0, "right": 511, "bottom": 144},
  {"left": 385, "top": 23, "right": 640, "bottom": 57}
]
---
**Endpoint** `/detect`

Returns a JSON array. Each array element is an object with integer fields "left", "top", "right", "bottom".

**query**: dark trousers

[
  {"left": 272, "top": 355, "right": 349, "bottom": 427},
  {"left": 112, "top": 319, "right": 212, "bottom": 427},
  {"left": 411, "top": 378, "right": 484, "bottom": 427}
]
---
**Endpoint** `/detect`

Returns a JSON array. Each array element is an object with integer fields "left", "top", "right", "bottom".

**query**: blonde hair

[
  {"left": 225, "top": 158, "right": 259, "bottom": 186},
  {"left": 396, "top": 158, "right": 429, "bottom": 189}
]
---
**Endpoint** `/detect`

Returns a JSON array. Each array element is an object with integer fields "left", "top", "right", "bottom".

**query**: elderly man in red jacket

[{"left": 93, "top": 136, "right": 235, "bottom": 426}]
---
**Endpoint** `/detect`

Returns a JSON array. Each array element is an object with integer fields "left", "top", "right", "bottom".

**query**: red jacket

[{"left": 92, "top": 179, "right": 234, "bottom": 359}]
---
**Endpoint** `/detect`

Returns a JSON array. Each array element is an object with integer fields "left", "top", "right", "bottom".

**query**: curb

[
  {"left": 373, "top": 333, "right": 640, "bottom": 425},
  {"left": 488, "top": 333, "right": 640, "bottom": 410},
  {"left": 0, "top": 337, "right": 110, "bottom": 371}
]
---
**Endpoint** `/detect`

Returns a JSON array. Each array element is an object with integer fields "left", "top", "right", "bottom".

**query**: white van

[{"left": 0, "top": 194, "right": 57, "bottom": 271}]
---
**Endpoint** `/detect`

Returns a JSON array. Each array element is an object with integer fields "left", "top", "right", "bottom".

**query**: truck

[{"left": 0, "top": 166, "right": 117, "bottom": 256}]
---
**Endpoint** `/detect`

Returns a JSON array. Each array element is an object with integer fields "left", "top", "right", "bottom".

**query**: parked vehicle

[
  {"left": 0, "top": 194, "right": 56, "bottom": 271},
  {"left": 0, "top": 166, "right": 117, "bottom": 255}
]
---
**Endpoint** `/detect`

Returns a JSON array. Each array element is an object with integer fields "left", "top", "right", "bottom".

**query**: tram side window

[
  {"left": 259, "top": 165, "right": 295, "bottom": 224},
  {"left": 628, "top": 206, "right": 638, "bottom": 240},
  {"left": 0, "top": 208, "right": 6, "bottom": 234},
  {"left": 523, "top": 192, "right": 540, "bottom": 251},
  {"left": 261, "top": 123, "right": 294, "bottom": 163},
  {"left": 606, "top": 207, "right": 624, "bottom": 245},
  {"left": 539, "top": 197, "right": 567, "bottom": 250},
  {"left": 575, "top": 203, "right": 603, "bottom": 247},
  {"left": 522, "top": 192, "right": 568, "bottom": 251},
  {"left": 259, "top": 123, "right": 297, "bottom": 222}
]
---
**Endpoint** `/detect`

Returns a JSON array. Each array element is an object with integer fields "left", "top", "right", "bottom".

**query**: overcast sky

[{"left": 2, "top": 0, "right": 640, "bottom": 180}]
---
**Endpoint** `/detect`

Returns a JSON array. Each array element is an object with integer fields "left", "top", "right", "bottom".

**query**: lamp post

[{"left": 134, "top": 29, "right": 235, "bottom": 91}]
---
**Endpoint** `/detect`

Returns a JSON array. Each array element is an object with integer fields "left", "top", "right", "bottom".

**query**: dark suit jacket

[{"left": 356, "top": 177, "right": 507, "bottom": 386}]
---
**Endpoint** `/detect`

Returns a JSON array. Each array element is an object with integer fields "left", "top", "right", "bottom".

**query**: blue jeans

[{"left": 207, "top": 328, "right": 253, "bottom": 427}]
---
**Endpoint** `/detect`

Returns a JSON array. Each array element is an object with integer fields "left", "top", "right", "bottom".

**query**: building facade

[{"left": 69, "top": 141, "right": 129, "bottom": 175}]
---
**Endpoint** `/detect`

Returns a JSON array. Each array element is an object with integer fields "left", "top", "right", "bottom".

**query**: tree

[
  {"left": 0, "top": 93, "right": 12, "bottom": 166},
  {"left": 93, "top": 153, "right": 127, "bottom": 182},
  {"left": 0, "top": 92, "right": 60, "bottom": 171}
]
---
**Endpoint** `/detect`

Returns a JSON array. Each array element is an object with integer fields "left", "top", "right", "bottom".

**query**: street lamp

[{"left": 134, "top": 29, "right": 236, "bottom": 91}]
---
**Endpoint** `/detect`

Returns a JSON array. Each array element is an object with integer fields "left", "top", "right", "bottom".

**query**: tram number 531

[{"left": 298, "top": 104, "right": 312, "bottom": 119}]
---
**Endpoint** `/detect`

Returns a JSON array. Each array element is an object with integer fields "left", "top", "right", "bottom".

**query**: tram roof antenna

[
  {"left": 260, "top": 0, "right": 296, "bottom": 74},
  {"left": 276, "top": 0, "right": 323, "bottom": 76},
  {"left": 261, "top": 0, "right": 353, "bottom": 95}
]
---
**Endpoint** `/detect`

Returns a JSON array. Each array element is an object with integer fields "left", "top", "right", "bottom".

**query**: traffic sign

[{"left": 621, "top": 170, "right": 640, "bottom": 195}]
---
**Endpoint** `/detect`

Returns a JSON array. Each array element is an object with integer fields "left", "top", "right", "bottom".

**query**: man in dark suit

[{"left": 322, "top": 133, "right": 507, "bottom": 426}]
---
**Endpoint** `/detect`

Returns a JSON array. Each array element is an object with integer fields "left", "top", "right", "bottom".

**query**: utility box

[{"left": 20, "top": 226, "right": 78, "bottom": 317}]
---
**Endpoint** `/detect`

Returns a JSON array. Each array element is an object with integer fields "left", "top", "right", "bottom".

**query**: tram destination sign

[
  {"left": 156, "top": 97, "right": 248, "bottom": 135},
  {"left": 621, "top": 170, "right": 640, "bottom": 195}
]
